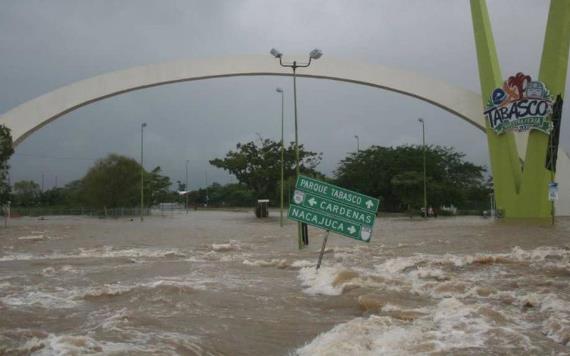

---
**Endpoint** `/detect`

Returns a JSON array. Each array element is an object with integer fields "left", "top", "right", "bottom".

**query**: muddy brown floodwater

[{"left": 0, "top": 211, "right": 569, "bottom": 355}]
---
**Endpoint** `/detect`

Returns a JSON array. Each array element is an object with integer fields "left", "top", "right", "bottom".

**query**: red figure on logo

[{"left": 507, "top": 72, "right": 531, "bottom": 100}]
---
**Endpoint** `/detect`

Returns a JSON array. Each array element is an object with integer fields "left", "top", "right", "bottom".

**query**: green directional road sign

[{"left": 288, "top": 175, "right": 380, "bottom": 242}]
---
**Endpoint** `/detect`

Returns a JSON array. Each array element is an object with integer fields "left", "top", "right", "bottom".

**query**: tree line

[
  {"left": 210, "top": 139, "right": 491, "bottom": 212},
  {"left": 2, "top": 125, "right": 491, "bottom": 212},
  {"left": 11, "top": 154, "right": 172, "bottom": 209}
]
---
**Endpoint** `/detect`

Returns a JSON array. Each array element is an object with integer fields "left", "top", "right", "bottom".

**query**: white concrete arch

[
  {"left": 1, "top": 54, "right": 568, "bottom": 215},
  {"left": 1, "top": 55, "right": 486, "bottom": 145}
]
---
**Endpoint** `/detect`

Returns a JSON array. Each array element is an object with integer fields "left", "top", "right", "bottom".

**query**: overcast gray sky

[{"left": 1, "top": 0, "right": 568, "bottom": 190}]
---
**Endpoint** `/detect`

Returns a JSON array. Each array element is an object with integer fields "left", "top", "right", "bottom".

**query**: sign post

[
  {"left": 548, "top": 182, "right": 559, "bottom": 201},
  {"left": 316, "top": 231, "right": 329, "bottom": 271},
  {"left": 288, "top": 176, "right": 380, "bottom": 268},
  {"left": 549, "top": 181, "right": 558, "bottom": 225}
]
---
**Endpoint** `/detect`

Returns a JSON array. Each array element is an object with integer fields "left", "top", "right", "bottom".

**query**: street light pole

[
  {"left": 276, "top": 88, "right": 285, "bottom": 227},
  {"left": 204, "top": 170, "right": 209, "bottom": 207},
  {"left": 355, "top": 135, "right": 360, "bottom": 152},
  {"left": 185, "top": 160, "right": 189, "bottom": 214},
  {"left": 270, "top": 48, "right": 323, "bottom": 249},
  {"left": 140, "top": 122, "right": 147, "bottom": 222},
  {"left": 418, "top": 118, "right": 427, "bottom": 217}
]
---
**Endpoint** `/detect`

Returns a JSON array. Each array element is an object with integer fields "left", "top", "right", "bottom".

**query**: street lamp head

[
  {"left": 309, "top": 48, "right": 323, "bottom": 60},
  {"left": 418, "top": 118, "right": 424, "bottom": 123},
  {"left": 142, "top": 122, "right": 147, "bottom": 128},
  {"left": 270, "top": 48, "right": 282, "bottom": 58},
  {"left": 276, "top": 87, "right": 283, "bottom": 93}
]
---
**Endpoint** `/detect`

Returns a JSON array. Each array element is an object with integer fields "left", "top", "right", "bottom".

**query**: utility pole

[
  {"left": 276, "top": 87, "right": 285, "bottom": 227},
  {"left": 355, "top": 135, "right": 360, "bottom": 152},
  {"left": 205, "top": 170, "right": 209, "bottom": 207},
  {"left": 418, "top": 118, "right": 427, "bottom": 217},
  {"left": 185, "top": 160, "right": 189, "bottom": 214}
]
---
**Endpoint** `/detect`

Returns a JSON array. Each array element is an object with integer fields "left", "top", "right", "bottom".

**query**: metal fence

[{"left": 5, "top": 207, "right": 151, "bottom": 218}]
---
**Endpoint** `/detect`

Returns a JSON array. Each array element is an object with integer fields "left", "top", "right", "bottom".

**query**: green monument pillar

[{"left": 470, "top": 0, "right": 570, "bottom": 219}]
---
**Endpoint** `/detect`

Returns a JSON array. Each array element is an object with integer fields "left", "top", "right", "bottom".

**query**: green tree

[
  {"left": 12, "top": 180, "right": 41, "bottom": 207},
  {"left": 60, "top": 180, "right": 84, "bottom": 207},
  {"left": 391, "top": 171, "right": 423, "bottom": 210},
  {"left": 0, "top": 125, "right": 14, "bottom": 205},
  {"left": 210, "top": 138, "right": 322, "bottom": 200},
  {"left": 37, "top": 180, "right": 84, "bottom": 208},
  {"left": 335, "top": 145, "right": 488, "bottom": 211},
  {"left": 184, "top": 182, "right": 255, "bottom": 207},
  {"left": 79, "top": 154, "right": 171, "bottom": 208},
  {"left": 39, "top": 187, "right": 66, "bottom": 207},
  {"left": 81, "top": 154, "right": 140, "bottom": 208},
  {"left": 146, "top": 166, "right": 172, "bottom": 205}
]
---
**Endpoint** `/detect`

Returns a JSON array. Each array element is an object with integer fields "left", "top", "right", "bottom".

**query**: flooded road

[{"left": 1, "top": 211, "right": 569, "bottom": 355}]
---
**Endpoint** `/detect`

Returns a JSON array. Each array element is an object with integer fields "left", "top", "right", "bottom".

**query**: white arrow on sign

[
  {"left": 347, "top": 226, "right": 356, "bottom": 234},
  {"left": 365, "top": 200, "right": 374, "bottom": 209},
  {"left": 308, "top": 198, "right": 317, "bottom": 206}
]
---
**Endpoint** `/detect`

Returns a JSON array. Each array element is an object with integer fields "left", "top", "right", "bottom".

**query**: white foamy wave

[
  {"left": 81, "top": 278, "right": 206, "bottom": 301},
  {"left": 297, "top": 298, "right": 529, "bottom": 355},
  {"left": 297, "top": 265, "right": 362, "bottom": 296},
  {"left": 0, "top": 246, "right": 186, "bottom": 262},
  {"left": 374, "top": 246, "right": 570, "bottom": 274},
  {"left": 11, "top": 333, "right": 144, "bottom": 355},
  {"left": 0, "top": 281, "right": 11, "bottom": 289},
  {"left": 17, "top": 234, "right": 46, "bottom": 241},
  {"left": 76, "top": 246, "right": 186, "bottom": 259},
  {"left": 211, "top": 240, "right": 240, "bottom": 252},
  {"left": 374, "top": 255, "right": 425, "bottom": 274},
  {"left": 297, "top": 315, "right": 426, "bottom": 356},
  {"left": 381, "top": 303, "right": 430, "bottom": 314},
  {"left": 431, "top": 298, "right": 488, "bottom": 349},
  {"left": 2, "top": 290, "right": 77, "bottom": 309},
  {"left": 145, "top": 279, "right": 207, "bottom": 291},
  {"left": 522, "top": 293, "right": 570, "bottom": 346},
  {"left": 0, "top": 253, "right": 42, "bottom": 261},
  {"left": 81, "top": 284, "right": 134, "bottom": 300},
  {"left": 3, "top": 277, "right": 207, "bottom": 310},
  {"left": 291, "top": 260, "right": 314, "bottom": 268},
  {"left": 84, "top": 307, "right": 131, "bottom": 332},
  {"left": 243, "top": 258, "right": 289, "bottom": 268},
  {"left": 41, "top": 265, "right": 78, "bottom": 277},
  {"left": 408, "top": 267, "right": 449, "bottom": 281},
  {"left": 510, "top": 246, "right": 570, "bottom": 263},
  {"left": 365, "top": 246, "right": 570, "bottom": 301}
]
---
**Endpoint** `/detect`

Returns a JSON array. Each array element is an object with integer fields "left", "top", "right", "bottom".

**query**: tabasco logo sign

[{"left": 484, "top": 72, "right": 553, "bottom": 135}]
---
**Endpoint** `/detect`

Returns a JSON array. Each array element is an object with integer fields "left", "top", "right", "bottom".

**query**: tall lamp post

[
  {"left": 185, "top": 160, "right": 189, "bottom": 214},
  {"left": 418, "top": 118, "right": 427, "bottom": 217},
  {"left": 355, "top": 135, "right": 360, "bottom": 152},
  {"left": 204, "top": 170, "right": 209, "bottom": 207},
  {"left": 140, "top": 122, "right": 147, "bottom": 222},
  {"left": 270, "top": 47, "right": 323, "bottom": 249},
  {"left": 276, "top": 87, "right": 285, "bottom": 227}
]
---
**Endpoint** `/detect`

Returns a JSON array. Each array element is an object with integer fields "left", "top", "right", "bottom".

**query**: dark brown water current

[{"left": 1, "top": 212, "right": 569, "bottom": 355}]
